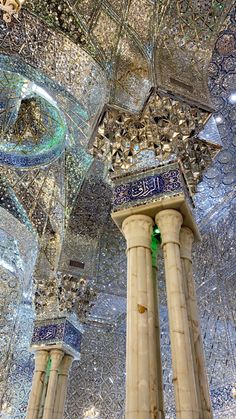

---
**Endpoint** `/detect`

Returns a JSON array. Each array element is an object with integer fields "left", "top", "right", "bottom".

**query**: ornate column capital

[
  {"left": 122, "top": 214, "right": 154, "bottom": 250},
  {"left": 180, "top": 226, "right": 194, "bottom": 262},
  {"left": 0, "top": 0, "right": 25, "bottom": 22},
  {"left": 155, "top": 209, "right": 183, "bottom": 246},
  {"left": 60, "top": 355, "right": 74, "bottom": 376},
  {"left": 50, "top": 349, "right": 64, "bottom": 371},
  {"left": 34, "top": 350, "right": 49, "bottom": 372}
]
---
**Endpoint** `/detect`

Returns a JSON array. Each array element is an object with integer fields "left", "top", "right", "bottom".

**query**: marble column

[
  {"left": 42, "top": 349, "right": 64, "bottom": 419},
  {"left": 53, "top": 354, "right": 74, "bottom": 419},
  {"left": 122, "top": 214, "right": 162, "bottom": 419},
  {"left": 26, "top": 350, "right": 49, "bottom": 419},
  {"left": 180, "top": 227, "right": 213, "bottom": 419},
  {"left": 156, "top": 209, "right": 199, "bottom": 419}
]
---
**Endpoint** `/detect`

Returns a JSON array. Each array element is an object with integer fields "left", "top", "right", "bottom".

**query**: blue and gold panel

[
  {"left": 31, "top": 317, "right": 82, "bottom": 359},
  {"left": 112, "top": 163, "right": 185, "bottom": 211}
]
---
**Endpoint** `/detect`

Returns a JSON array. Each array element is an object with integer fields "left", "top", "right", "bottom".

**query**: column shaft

[
  {"left": 53, "top": 354, "right": 74, "bottom": 419},
  {"left": 42, "top": 349, "right": 64, "bottom": 419},
  {"left": 26, "top": 350, "right": 49, "bottom": 419},
  {"left": 180, "top": 227, "right": 213, "bottom": 419},
  {"left": 137, "top": 246, "right": 149, "bottom": 417},
  {"left": 156, "top": 210, "right": 199, "bottom": 419},
  {"left": 123, "top": 215, "right": 162, "bottom": 419}
]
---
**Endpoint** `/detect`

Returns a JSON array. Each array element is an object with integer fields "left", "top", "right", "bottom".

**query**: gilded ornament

[{"left": 0, "top": 0, "right": 25, "bottom": 22}]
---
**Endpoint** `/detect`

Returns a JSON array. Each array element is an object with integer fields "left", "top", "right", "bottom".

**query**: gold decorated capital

[
  {"left": 156, "top": 209, "right": 183, "bottom": 247},
  {"left": 60, "top": 355, "right": 74, "bottom": 376},
  {"left": 0, "top": 0, "right": 25, "bottom": 22},
  {"left": 34, "top": 350, "right": 49, "bottom": 372},
  {"left": 180, "top": 226, "right": 195, "bottom": 262},
  {"left": 49, "top": 349, "right": 64, "bottom": 370},
  {"left": 122, "top": 214, "right": 154, "bottom": 251}
]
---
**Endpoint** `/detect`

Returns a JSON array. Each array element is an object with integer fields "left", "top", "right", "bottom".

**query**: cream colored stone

[
  {"left": 156, "top": 210, "right": 199, "bottom": 419},
  {"left": 112, "top": 194, "right": 200, "bottom": 241},
  {"left": 26, "top": 350, "right": 49, "bottom": 419},
  {"left": 42, "top": 349, "right": 64, "bottom": 419},
  {"left": 122, "top": 214, "right": 163, "bottom": 419},
  {"left": 180, "top": 226, "right": 213, "bottom": 419},
  {"left": 53, "top": 354, "right": 74, "bottom": 419}
]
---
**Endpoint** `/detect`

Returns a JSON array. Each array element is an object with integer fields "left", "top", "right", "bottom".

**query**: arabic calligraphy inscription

[{"left": 113, "top": 168, "right": 183, "bottom": 209}]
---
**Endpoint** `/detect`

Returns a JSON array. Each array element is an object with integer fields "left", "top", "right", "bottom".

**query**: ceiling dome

[{"left": 0, "top": 70, "right": 67, "bottom": 168}]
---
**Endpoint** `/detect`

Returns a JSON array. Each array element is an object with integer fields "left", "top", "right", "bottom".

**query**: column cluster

[
  {"left": 121, "top": 209, "right": 213, "bottom": 419},
  {"left": 26, "top": 349, "right": 73, "bottom": 419},
  {"left": 26, "top": 274, "right": 95, "bottom": 419}
]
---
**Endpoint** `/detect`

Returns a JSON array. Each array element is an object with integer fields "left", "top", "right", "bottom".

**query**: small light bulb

[
  {"left": 229, "top": 92, "right": 236, "bottom": 104},
  {"left": 232, "top": 387, "right": 236, "bottom": 398},
  {"left": 215, "top": 116, "right": 223, "bottom": 124}
]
